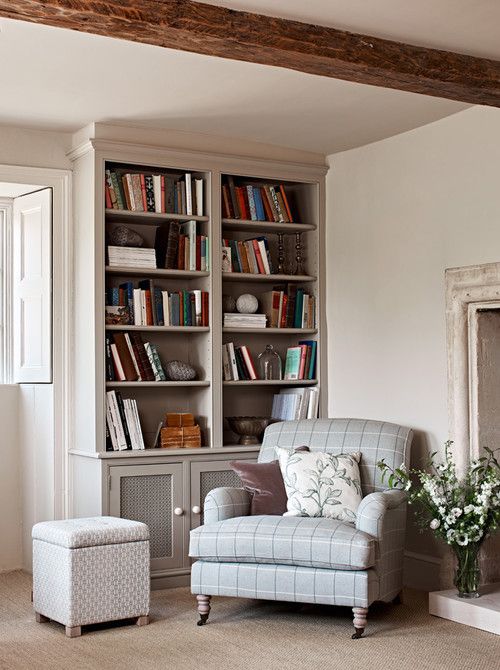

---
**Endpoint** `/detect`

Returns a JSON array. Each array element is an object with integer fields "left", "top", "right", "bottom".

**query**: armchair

[{"left": 190, "top": 419, "right": 412, "bottom": 638}]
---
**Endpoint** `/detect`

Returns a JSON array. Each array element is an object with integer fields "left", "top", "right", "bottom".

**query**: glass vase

[
  {"left": 453, "top": 543, "right": 481, "bottom": 598},
  {"left": 257, "top": 344, "right": 282, "bottom": 380}
]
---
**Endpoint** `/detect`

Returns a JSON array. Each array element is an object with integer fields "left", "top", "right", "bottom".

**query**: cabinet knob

[
  {"left": 174, "top": 507, "right": 184, "bottom": 516},
  {"left": 192, "top": 505, "right": 202, "bottom": 515}
]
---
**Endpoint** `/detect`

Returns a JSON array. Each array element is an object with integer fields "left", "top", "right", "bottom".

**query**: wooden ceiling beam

[{"left": 2, "top": 0, "right": 500, "bottom": 106}]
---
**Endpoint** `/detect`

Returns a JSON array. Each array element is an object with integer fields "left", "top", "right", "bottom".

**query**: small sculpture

[
  {"left": 165, "top": 360, "right": 197, "bottom": 381},
  {"left": 222, "top": 294, "right": 237, "bottom": 313},
  {"left": 236, "top": 293, "right": 258, "bottom": 314},
  {"left": 110, "top": 225, "right": 144, "bottom": 247}
]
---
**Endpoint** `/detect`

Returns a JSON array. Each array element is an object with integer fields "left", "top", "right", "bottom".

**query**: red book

[
  {"left": 280, "top": 184, "right": 294, "bottom": 221},
  {"left": 260, "top": 186, "right": 274, "bottom": 221},
  {"left": 201, "top": 291, "right": 209, "bottom": 327},
  {"left": 298, "top": 344, "right": 308, "bottom": 380},
  {"left": 222, "top": 184, "right": 233, "bottom": 219},
  {"left": 178, "top": 235, "right": 186, "bottom": 270},
  {"left": 161, "top": 175, "right": 166, "bottom": 213},
  {"left": 130, "top": 332, "right": 155, "bottom": 381},
  {"left": 236, "top": 187, "right": 249, "bottom": 220},
  {"left": 144, "top": 290, "right": 153, "bottom": 326},
  {"left": 280, "top": 294, "right": 288, "bottom": 328},
  {"left": 119, "top": 288, "right": 126, "bottom": 306},
  {"left": 240, "top": 345, "right": 257, "bottom": 380},
  {"left": 251, "top": 239, "right": 266, "bottom": 274},
  {"left": 196, "top": 235, "right": 201, "bottom": 271},
  {"left": 105, "top": 185, "right": 112, "bottom": 209},
  {"left": 140, "top": 174, "right": 148, "bottom": 211}
]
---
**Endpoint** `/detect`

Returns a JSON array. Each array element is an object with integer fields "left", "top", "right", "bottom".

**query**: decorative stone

[
  {"left": 236, "top": 293, "right": 258, "bottom": 314},
  {"left": 165, "top": 360, "right": 197, "bottom": 381},
  {"left": 110, "top": 225, "right": 144, "bottom": 247},
  {"left": 222, "top": 294, "right": 236, "bottom": 313}
]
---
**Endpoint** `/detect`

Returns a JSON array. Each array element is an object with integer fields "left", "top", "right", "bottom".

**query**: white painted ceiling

[
  {"left": 199, "top": 0, "right": 500, "bottom": 59},
  {"left": 0, "top": 12, "right": 484, "bottom": 154}
]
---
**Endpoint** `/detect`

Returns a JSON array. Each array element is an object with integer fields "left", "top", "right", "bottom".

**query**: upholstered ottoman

[{"left": 32, "top": 516, "right": 150, "bottom": 637}]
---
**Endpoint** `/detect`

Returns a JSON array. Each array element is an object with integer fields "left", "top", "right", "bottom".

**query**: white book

[
  {"left": 307, "top": 388, "right": 320, "bottom": 419},
  {"left": 153, "top": 175, "right": 162, "bottom": 213},
  {"left": 106, "top": 401, "right": 119, "bottom": 450},
  {"left": 131, "top": 400, "right": 145, "bottom": 450},
  {"left": 140, "top": 290, "right": 147, "bottom": 325},
  {"left": 123, "top": 400, "right": 138, "bottom": 449},
  {"left": 106, "top": 391, "right": 127, "bottom": 450},
  {"left": 133, "top": 289, "right": 142, "bottom": 325},
  {"left": 124, "top": 332, "right": 142, "bottom": 381},
  {"left": 195, "top": 178, "right": 203, "bottom": 216},
  {"left": 192, "top": 290, "right": 202, "bottom": 326},
  {"left": 240, "top": 346, "right": 257, "bottom": 380},
  {"left": 185, "top": 173, "right": 193, "bottom": 216},
  {"left": 162, "top": 290, "right": 170, "bottom": 327},
  {"left": 180, "top": 221, "right": 196, "bottom": 270},
  {"left": 110, "top": 343, "right": 126, "bottom": 381},
  {"left": 222, "top": 344, "right": 232, "bottom": 381},
  {"left": 258, "top": 239, "right": 271, "bottom": 274},
  {"left": 281, "top": 387, "right": 310, "bottom": 420},
  {"left": 226, "top": 342, "right": 239, "bottom": 381}
]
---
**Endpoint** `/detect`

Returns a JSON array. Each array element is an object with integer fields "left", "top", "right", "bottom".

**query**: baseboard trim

[{"left": 404, "top": 550, "right": 442, "bottom": 592}]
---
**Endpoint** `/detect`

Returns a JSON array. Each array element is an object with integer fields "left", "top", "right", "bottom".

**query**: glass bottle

[{"left": 257, "top": 344, "right": 283, "bottom": 380}]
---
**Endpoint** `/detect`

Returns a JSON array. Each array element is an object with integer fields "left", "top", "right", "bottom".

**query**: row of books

[
  {"left": 261, "top": 287, "right": 315, "bottom": 329},
  {"left": 105, "top": 169, "right": 204, "bottom": 216},
  {"left": 271, "top": 387, "right": 320, "bottom": 421},
  {"left": 106, "top": 282, "right": 209, "bottom": 327},
  {"left": 222, "top": 343, "right": 258, "bottom": 381},
  {"left": 283, "top": 341, "right": 317, "bottom": 380},
  {"left": 222, "top": 237, "right": 274, "bottom": 274},
  {"left": 222, "top": 177, "right": 295, "bottom": 223},
  {"left": 154, "top": 221, "right": 209, "bottom": 271},
  {"left": 223, "top": 313, "right": 267, "bottom": 329},
  {"left": 106, "top": 391, "right": 145, "bottom": 450},
  {"left": 106, "top": 332, "right": 166, "bottom": 382},
  {"left": 108, "top": 246, "right": 156, "bottom": 269}
]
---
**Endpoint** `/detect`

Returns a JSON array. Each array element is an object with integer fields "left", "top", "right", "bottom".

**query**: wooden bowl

[{"left": 226, "top": 416, "right": 275, "bottom": 445}]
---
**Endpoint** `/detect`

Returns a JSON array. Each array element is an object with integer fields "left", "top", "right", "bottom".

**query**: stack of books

[
  {"left": 155, "top": 221, "right": 209, "bottom": 271},
  {"left": 221, "top": 236, "right": 274, "bottom": 274},
  {"left": 107, "top": 246, "right": 157, "bottom": 269},
  {"left": 106, "top": 332, "right": 166, "bottom": 382},
  {"left": 106, "top": 281, "right": 209, "bottom": 327},
  {"left": 223, "top": 313, "right": 267, "bottom": 329},
  {"left": 261, "top": 287, "right": 315, "bottom": 328},
  {"left": 105, "top": 169, "right": 204, "bottom": 216},
  {"left": 222, "top": 342, "right": 258, "bottom": 381},
  {"left": 222, "top": 176, "right": 295, "bottom": 222},
  {"left": 106, "top": 390, "right": 145, "bottom": 450},
  {"left": 271, "top": 387, "right": 319, "bottom": 421},
  {"left": 283, "top": 341, "right": 317, "bottom": 380}
]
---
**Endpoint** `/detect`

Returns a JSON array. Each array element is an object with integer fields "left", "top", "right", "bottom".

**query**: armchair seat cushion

[{"left": 189, "top": 515, "right": 376, "bottom": 571}]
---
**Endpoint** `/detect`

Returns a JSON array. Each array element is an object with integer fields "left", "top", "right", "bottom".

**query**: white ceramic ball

[{"left": 236, "top": 293, "right": 259, "bottom": 314}]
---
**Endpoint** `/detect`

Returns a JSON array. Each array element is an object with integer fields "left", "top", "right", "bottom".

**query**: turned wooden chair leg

[
  {"left": 136, "top": 615, "right": 149, "bottom": 626},
  {"left": 65, "top": 625, "right": 82, "bottom": 638},
  {"left": 352, "top": 607, "right": 368, "bottom": 639},
  {"left": 35, "top": 612, "right": 49, "bottom": 623},
  {"left": 196, "top": 595, "right": 211, "bottom": 626}
]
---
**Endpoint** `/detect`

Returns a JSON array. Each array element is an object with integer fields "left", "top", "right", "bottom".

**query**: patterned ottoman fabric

[
  {"left": 189, "top": 515, "right": 376, "bottom": 571},
  {"left": 32, "top": 516, "right": 150, "bottom": 631}
]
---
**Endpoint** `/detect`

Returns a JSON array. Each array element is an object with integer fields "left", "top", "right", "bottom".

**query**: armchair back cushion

[{"left": 259, "top": 419, "right": 412, "bottom": 496}]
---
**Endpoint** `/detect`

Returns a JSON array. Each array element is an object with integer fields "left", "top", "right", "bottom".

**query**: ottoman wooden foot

[
  {"left": 136, "top": 615, "right": 149, "bottom": 626},
  {"left": 351, "top": 606, "right": 368, "bottom": 639},
  {"left": 196, "top": 595, "right": 211, "bottom": 626},
  {"left": 35, "top": 612, "right": 49, "bottom": 623},
  {"left": 65, "top": 625, "right": 82, "bottom": 638}
]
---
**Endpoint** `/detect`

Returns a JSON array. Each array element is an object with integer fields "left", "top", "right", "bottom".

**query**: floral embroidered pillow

[{"left": 275, "top": 448, "right": 363, "bottom": 523}]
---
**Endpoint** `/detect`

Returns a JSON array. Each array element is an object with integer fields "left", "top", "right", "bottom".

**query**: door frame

[{"left": 0, "top": 163, "right": 72, "bottom": 519}]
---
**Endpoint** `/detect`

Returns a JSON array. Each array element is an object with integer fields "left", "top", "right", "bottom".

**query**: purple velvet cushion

[{"left": 230, "top": 447, "right": 309, "bottom": 516}]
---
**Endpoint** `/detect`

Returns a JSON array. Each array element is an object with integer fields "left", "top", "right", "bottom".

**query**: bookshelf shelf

[
  {"left": 222, "top": 327, "right": 317, "bottom": 334},
  {"left": 221, "top": 219, "right": 316, "bottom": 233},
  {"left": 105, "top": 325, "right": 210, "bottom": 332},
  {"left": 223, "top": 379, "right": 318, "bottom": 387},
  {"left": 105, "top": 266, "right": 210, "bottom": 278},
  {"left": 105, "top": 209, "right": 209, "bottom": 225},
  {"left": 222, "top": 272, "right": 316, "bottom": 283},
  {"left": 106, "top": 381, "right": 210, "bottom": 388}
]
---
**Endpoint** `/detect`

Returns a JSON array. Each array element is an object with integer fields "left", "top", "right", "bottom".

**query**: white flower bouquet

[{"left": 378, "top": 442, "right": 500, "bottom": 598}]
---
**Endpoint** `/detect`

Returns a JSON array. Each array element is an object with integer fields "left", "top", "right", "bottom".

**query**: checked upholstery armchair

[{"left": 190, "top": 418, "right": 413, "bottom": 638}]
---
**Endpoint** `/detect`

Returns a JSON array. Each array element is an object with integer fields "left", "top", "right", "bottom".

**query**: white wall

[
  {"left": 326, "top": 105, "right": 500, "bottom": 579},
  {"left": 0, "top": 385, "right": 21, "bottom": 571}
]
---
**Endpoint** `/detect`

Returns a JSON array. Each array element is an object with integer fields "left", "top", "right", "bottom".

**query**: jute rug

[{"left": 0, "top": 571, "right": 498, "bottom": 670}]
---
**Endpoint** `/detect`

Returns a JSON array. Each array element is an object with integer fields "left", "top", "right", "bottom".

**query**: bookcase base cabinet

[{"left": 72, "top": 449, "right": 259, "bottom": 588}]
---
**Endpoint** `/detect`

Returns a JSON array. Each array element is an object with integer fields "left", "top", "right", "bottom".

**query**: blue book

[
  {"left": 294, "top": 289, "right": 304, "bottom": 328},
  {"left": 229, "top": 240, "right": 242, "bottom": 272},
  {"left": 119, "top": 281, "right": 134, "bottom": 310},
  {"left": 154, "top": 287, "right": 164, "bottom": 326},
  {"left": 108, "top": 287, "right": 120, "bottom": 306},
  {"left": 253, "top": 187, "right": 266, "bottom": 221}
]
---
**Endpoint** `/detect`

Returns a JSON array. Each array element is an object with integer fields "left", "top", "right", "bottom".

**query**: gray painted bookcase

[{"left": 68, "top": 124, "right": 327, "bottom": 587}]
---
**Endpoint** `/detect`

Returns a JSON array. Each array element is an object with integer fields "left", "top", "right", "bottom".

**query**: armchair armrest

[
  {"left": 203, "top": 487, "right": 252, "bottom": 524},
  {"left": 356, "top": 490, "right": 407, "bottom": 538}
]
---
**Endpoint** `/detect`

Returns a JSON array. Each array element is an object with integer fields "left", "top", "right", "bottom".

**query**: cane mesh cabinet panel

[{"left": 109, "top": 463, "right": 184, "bottom": 571}]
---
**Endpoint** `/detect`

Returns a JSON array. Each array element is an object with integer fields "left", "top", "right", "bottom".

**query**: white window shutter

[{"left": 13, "top": 189, "right": 52, "bottom": 383}]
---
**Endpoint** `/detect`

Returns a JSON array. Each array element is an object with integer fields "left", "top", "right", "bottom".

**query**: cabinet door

[
  {"left": 109, "top": 463, "right": 185, "bottom": 572},
  {"left": 190, "top": 458, "right": 255, "bottom": 529}
]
